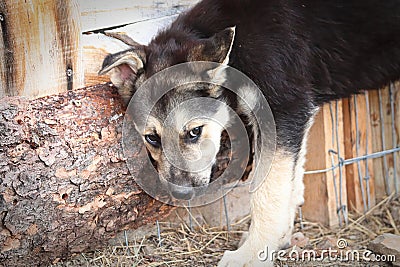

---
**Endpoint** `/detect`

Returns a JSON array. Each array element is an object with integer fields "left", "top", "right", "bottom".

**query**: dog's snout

[{"left": 170, "top": 187, "right": 194, "bottom": 200}]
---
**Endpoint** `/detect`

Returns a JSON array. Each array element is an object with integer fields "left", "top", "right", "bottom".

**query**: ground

[{"left": 53, "top": 195, "right": 399, "bottom": 267}]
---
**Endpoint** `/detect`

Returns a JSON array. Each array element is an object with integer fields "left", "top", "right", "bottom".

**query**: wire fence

[{"left": 302, "top": 85, "right": 399, "bottom": 227}]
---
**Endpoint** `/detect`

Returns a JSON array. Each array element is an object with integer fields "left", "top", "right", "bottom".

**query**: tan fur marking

[
  {"left": 143, "top": 116, "right": 163, "bottom": 136},
  {"left": 219, "top": 150, "right": 295, "bottom": 267}
]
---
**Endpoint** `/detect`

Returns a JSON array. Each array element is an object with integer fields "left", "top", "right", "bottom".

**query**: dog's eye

[
  {"left": 188, "top": 126, "right": 203, "bottom": 142},
  {"left": 145, "top": 134, "right": 161, "bottom": 148}
]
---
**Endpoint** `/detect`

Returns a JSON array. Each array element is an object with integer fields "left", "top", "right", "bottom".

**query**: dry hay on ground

[{"left": 54, "top": 194, "right": 399, "bottom": 267}]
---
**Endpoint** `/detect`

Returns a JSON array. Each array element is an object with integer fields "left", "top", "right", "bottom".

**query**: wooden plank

[
  {"left": 303, "top": 102, "right": 347, "bottom": 226},
  {"left": 394, "top": 83, "right": 400, "bottom": 194},
  {"left": 369, "top": 88, "right": 390, "bottom": 199},
  {"left": 343, "top": 93, "right": 376, "bottom": 213},
  {"left": 79, "top": 0, "right": 197, "bottom": 32},
  {"left": 0, "top": 0, "right": 84, "bottom": 98}
]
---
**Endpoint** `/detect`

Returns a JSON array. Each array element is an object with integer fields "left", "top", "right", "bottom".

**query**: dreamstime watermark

[
  {"left": 122, "top": 62, "right": 276, "bottom": 207},
  {"left": 257, "top": 238, "right": 396, "bottom": 263}
]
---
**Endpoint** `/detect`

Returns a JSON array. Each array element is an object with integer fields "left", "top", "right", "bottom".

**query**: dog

[{"left": 99, "top": 0, "right": 400, "bottom": 266}]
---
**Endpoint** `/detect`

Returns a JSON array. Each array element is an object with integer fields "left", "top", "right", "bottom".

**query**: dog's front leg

[{"left": 218, "top": 150, "right": 296, "bottom": 267}]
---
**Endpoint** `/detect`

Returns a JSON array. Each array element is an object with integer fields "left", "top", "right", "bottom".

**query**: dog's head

[
  {"left": 100, "top": 27, "right": 244, "bottom": 200},
  {"left": 138, "top": 84, "right": 234, "bottom": 200},
  {"left": 99, "top": 27, "right": 236, "bottom": 105}
]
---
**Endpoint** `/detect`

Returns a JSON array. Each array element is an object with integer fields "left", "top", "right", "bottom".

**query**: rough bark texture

[{"left": 0, "top": 84, "right": 174, "bottom": 266}]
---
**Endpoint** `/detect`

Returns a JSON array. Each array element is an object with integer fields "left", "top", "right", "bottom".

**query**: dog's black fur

[{"left": 143, "top": 0, "right": 400, "bottom": 154}]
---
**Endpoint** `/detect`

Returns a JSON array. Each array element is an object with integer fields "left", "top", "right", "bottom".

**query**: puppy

[{"left": 100, "top": 1, "right": 400, "bottom": 265}]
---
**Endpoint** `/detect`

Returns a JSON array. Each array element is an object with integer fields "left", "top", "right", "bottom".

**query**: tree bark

[{"left": 0, "top": 84, "right": 174, "bottom": 266}]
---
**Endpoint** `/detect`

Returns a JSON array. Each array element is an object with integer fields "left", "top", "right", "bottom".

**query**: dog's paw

[
  {"left": 218, "top": 249, "right": 273, "bottom": 267},
  {"left": 218, "top": 250, "right": 249, "bottom": 267}
]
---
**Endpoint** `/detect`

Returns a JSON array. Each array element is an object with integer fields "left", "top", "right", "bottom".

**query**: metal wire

[
  {"left": 223, "top": 194, "right": 231, "bottom": 231},
  {"left": 389, "top": 84, "right": 399, "bottom": 194},
  {"left": 329, "top": 101, "right": 346, "bottom": 226},
  {"left": 353, "top": 95, "right": 368, "bottom": 212},
  {"left": 124, "top": 230, "right": 131, "bottom": 255},
  {"left": 336, "top": 100, "right": 348, "bottom": 225},
  {"left": 364, "top": 92, "right": 372, "bottom": 210},
  {"left": 188, "top": 200, "right": 193, "bottom": 231},
  {"left": 304, "top": 147, "right": 400, "bottom": 175},
  {"left": 378, "top": 89, "right": 391, "bottom": 194},
  {"left": 156, "top": 220, "right": 162, "bottom": 247}
]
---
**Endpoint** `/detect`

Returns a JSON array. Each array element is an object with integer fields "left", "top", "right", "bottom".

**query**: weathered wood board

[
  {"left": 79, "top": 0, "right": 197, "bottom": 33},
  {"left": 303, "top": 102, "right": 348, "bottom": 226},
  {"left": 343, "top": 94, "right": 376, "bottom": 213},
  {"left": 0, "top": 0, "right": 84, "bottom": 98}
]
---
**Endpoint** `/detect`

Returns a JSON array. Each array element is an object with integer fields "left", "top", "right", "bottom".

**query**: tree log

[{"left": 0, "top": 84, "right": 174, "bottom": 266}]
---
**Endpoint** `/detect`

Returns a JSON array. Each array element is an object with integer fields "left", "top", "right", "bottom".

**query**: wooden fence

[
  {"left": 304, "top": 88, "right": 400, "bottom": 226},
  {"left": 0, "top": 0, "right": 399, "bottom": 227}
]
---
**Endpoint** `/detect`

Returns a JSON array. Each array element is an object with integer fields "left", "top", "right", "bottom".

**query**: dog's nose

[{"left": 171, "top": 187, "right": 194, "bottom": 200}]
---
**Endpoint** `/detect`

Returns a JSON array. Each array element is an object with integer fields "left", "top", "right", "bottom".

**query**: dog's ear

[
  {"left": 99, "top": 47, "right": 146, "bottom": 104},
  {"left": 188, "top": 27, "right": 236, "bottom": 98},
  {"left": 189, "top": 26, "right": 236, "bottom": 64}
]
